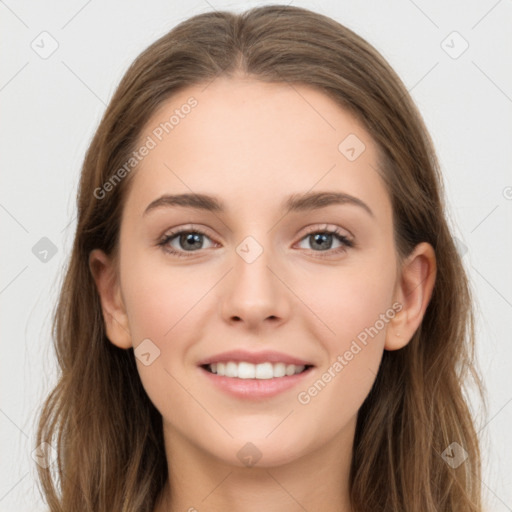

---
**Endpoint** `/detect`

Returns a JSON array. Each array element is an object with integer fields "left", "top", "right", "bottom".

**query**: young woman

[{"left": 35, "top": 5, "right": 485, "bottom": 511}]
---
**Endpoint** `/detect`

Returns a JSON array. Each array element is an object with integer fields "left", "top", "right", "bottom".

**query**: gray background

[{"left": 1, "top": 0, "right": 511, "bottom": 510}]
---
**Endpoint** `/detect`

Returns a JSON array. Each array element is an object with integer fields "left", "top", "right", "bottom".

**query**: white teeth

[
  {"left": 207, "top": 361, "right": 307, "bottom": 379},
  {"left": 238, "top": 362, "right": 255, "bottom": 378},
  {"left": 273, "top": 363, "right": 286, "bottom": 378},
  {"left": 255, "top": 362, "right": 272, "bottom": 379},
  {"left": 225, "top": 361, "right": 238, "bottom": 377}
]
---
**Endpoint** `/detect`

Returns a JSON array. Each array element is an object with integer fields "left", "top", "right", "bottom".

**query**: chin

[{"left": 203, "top": 431, "right": 312, "bottom": 469}]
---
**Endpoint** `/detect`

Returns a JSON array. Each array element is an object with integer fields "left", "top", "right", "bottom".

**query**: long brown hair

[{"left": 35, "top": 5, "right": 486, "bottom": 511}]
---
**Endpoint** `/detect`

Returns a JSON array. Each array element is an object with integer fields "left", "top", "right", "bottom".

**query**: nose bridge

[{"left": 220, "top": 232, "right": 290, "bottom": 326}]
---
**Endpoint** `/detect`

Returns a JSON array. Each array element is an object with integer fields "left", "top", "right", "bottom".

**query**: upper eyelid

[
  {"left": 161, "top": 224, "right": 217, "bottom": 243},
  {"left": 300, "top": 224, "right": 353, "bottom": 239}
]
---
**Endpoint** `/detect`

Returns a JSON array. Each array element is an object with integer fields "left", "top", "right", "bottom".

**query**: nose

[{"left": 220, "top": 237, "right": 291, "bottom": 330}]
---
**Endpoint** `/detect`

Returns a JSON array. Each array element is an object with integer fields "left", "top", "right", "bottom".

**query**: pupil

[
  {"left": 311, "top": 233, "right": 332, "bottom": 250},
  {"left": 181, "top": 233, "right": 202, "bottom": 250}
]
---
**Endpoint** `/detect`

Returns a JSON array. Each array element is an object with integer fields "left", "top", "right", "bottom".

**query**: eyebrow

[{"left": 143, "top": 191, "right": 374, "bottom": 218}]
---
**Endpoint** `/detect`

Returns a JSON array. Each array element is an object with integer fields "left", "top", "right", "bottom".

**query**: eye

[
  {"left": 157, "top": 227, "right": 216, "bottom": 257},
  {"left": 157, "top": 224, "right": 354, "bottom": 259},
  {"left": 296, "top": 225, "right": 354, "bottom": 258}
]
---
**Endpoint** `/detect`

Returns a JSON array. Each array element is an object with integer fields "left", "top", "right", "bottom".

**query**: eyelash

[{"left": 157, "top": 225, "right": 354, "bottom": 259}]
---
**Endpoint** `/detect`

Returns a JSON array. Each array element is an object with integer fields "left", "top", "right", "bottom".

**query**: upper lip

[{"left": 197, "top": 349, "right": 314, "bottom": 367}]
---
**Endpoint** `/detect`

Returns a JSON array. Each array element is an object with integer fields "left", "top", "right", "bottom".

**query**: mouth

[
  {"left": 201, "top": 361, "right": 314, "bottom": 379},
  {"left": 198, "top": 361, "right": 315, "bottom": 400}
]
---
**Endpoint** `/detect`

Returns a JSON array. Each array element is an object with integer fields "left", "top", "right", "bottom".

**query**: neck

[{"left": 154, "top": 418, "right": 356, "bottom": 512}]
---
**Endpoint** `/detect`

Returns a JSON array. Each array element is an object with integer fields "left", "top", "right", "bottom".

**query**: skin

[{"left": 89, "top": 76, "right": 436, "bottom": 512}]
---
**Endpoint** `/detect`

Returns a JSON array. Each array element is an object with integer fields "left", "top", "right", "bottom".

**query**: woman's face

[{"left": 95, "top": 76, "right": 406, "bottom": 467}]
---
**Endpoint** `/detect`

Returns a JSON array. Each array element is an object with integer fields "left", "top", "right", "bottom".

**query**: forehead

[{"left": 124, "top": 76, "right": 390, "bottom": 219}]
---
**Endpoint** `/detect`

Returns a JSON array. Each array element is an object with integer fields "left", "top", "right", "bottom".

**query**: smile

[
  {"left": 204, "top": 361, "right": 311, "bottom": 379},
  {"left": 199, "top": 363, "right": 314, "bottom": 400}
]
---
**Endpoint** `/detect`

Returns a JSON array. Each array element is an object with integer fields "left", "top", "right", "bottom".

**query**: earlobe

[
  {"left": 88, "top": 249, "right": 133, "bottom": 349},
  {"left": 385, "top": 242, "right": 437, "bottom": 351},
  {"left": 385, "top": 309, "right": 408, "bottom": 350}
]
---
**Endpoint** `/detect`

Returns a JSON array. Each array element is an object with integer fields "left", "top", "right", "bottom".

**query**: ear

[
  {"left": 385, "top": 242, "right": 437, "bottom": 351},
  {"left": 88, "top": 249, "right": 133, "bottom": 349}
]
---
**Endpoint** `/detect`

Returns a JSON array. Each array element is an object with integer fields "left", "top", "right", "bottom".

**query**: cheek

[
  {"left": 120, "top": 263, "right": 208, "bottom": 411},
  {"left": 294, "top": 258, "right": 395, "bottom": 407},
  {"left": 298, "top": 258, "right": 396, "bottom": 348},
  {"left": 121, "top": 250, "right": 208, "bottom": 344}
]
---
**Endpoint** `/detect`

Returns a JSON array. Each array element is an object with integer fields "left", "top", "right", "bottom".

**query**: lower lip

[{"left": 198, "top": 365, "right": 314, "bottom": 399}]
